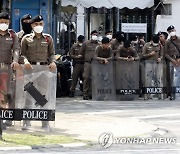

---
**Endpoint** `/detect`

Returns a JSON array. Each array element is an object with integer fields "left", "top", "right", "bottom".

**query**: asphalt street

[{"left": 1, "top": 97, "right": 180, "bottom": 154}]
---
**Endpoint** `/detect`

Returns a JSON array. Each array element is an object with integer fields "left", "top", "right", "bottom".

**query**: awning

[{"left": 61, "top": 0, "right": 154, "bottom": 9}]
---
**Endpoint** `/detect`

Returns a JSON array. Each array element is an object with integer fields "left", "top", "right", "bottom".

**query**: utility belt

[{"left": 29, "top": 62, "right": 48, "bottom": 65}]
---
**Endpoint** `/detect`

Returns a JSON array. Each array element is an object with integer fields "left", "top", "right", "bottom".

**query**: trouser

[
  {"left": 23, "top": 65, "right": 51, "bottom": 126},
  {"left": 171, "top": 64, "right": 180, "bottom": 98},
  {"left": 70, "top": 63, "right": 84, "bottom": 92},
  {"left": 0, "top": 64, "right": 12, "bottom": 109},
  {"left": 83, "top": 62, "right": 91, "bottom": 97}
]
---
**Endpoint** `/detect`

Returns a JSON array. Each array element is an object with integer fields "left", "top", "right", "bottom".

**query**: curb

[{"left": 0, "top": 142, "right": 87, "bottom": 151}]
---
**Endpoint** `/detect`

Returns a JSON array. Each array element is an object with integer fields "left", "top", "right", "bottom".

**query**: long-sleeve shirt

[
  {"left": 94, "top": 45, "right": 113, "bottom": 62},
  {"left": 0, "top": 29, "right": 19, "bottom": 63},
  {"left": 79, "top": 40, "right": 99, "bottom": 62},
  {"left": 164, "top": 36, "right": 180, "bottom": 62},
  {"left": 142, "top": 42, "right": 163, "bottom": 60},
  {"left": 115, "top": 46, "right": 139, "bottom": 61}
]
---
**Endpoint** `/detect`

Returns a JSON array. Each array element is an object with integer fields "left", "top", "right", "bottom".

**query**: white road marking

[{"left": 131, "top": 113, "right": 180, "bottom": 119}]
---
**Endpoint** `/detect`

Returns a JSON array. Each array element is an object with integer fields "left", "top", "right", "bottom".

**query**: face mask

[
  {"left": 33, "top": 25, "right": 43, "bottom": 33},
  {"left": 106, "top": 34, "right": 112, "bottom": 40},
  {"left": 170, "top": 31, "right": 176, "bottom": 37},
  {"left": 133, "top": 40, "right": 138, "bottom": 44},
  {"left": 0, "top": 23, "right": 9, "bottom": 31},
  {"left": 153, "top": 43, "right": 159, "bottom": 46},
  {"left": 91, "top": 35, "right": 98, "bottom": 41},
  {"left": 22, "top": 22, "right": 32, "bottom": 34}
]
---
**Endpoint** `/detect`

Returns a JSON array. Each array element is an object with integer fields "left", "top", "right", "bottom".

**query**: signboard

[{"left": 121, "top": 23, "right": 147, "bottom": 33}]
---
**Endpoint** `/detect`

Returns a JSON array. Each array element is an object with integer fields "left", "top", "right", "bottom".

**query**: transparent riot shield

[
  {"left": 91, "top": 60, "right": 116, "bottom": 101},
  {"left": 143, "top": 60, "right": 166, "bottom": 100},
  {"left": 0, "top": 64, "right": 15, "bottom": 119},
  {"left": 116, "top": 61, "right": 139, "bottom": 101},
  {"left": 170, "top": 63, "right": 180, "bottom": 100},
  {"left": 14, "top": 65, "right": 57, "bottom": 132}
]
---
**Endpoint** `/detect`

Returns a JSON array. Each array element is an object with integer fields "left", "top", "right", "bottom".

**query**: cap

[
  {"left": 0, "top": 12, "right": 10, "bottom": 20},
  {"left": 124, "top": 40, "right": 131, "bottom": 48},
  {"left": 157, "top": 31, "right": 168, "bottom": 39},
  {"left": 152, "top": 34, "right": 159, "bottom": 43},
  {"left": 30, "top": 15, "right": 43, "bottom": 24},
  {"left": 21, "top": 14, "right": 32, "bottom": 21},
  {"left": 102, "top": 37, "right": 110, "bottom": 44},
  {"left": 130, "top": 34, "right": 138, "bottom": 41},
  {"left": 105, "top": 30, "right": 112, "bottom": 35},
  {"left": 167, "top": 25, "right": 175, "bottom": 32},
  {"left": 78, "top": 35, "right": 85, "bottom": 42},
  {"left": 116, "top": 31, "right": 125, "bottom": 38},
  {"left": 90, "top": 30, "right": 98, "bottom": 35}
]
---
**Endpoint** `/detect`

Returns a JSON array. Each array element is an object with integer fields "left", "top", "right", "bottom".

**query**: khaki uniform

[
  {"left": 69, "top": 43, "right": 84, "bottom": 92},
  {"left": 115, "top": 46, "right": 139, "bottom": 60},
  {"left": 142, "top": 42, "right": 164, "bottom": 99},
  {"left": 131, "top": 42, "right": 144, "bottom": 59},
  {"left": 17, "top": 30, "right": 25, "bottom": 43},
  {"left": 79, "top": 40, "right": 99, "bottom": 97},
  {"left": 110, "top": 39, "right": 123, "bottom": 55},
  {"left": 165, "top": 37, "right": 180, "bottom": 99},
  {"left": 142, "top": 42, "right": 163, "bottom": 60},
  {"left": 131, "top": 42, "right": 145, "bottom": 97},
  {"left": 94, "top": 45, "right": 113, "bottom": 62},
  {"left": 21, "top": 32, "right": 55, "bottom": 127},
  {"left": 21, "top": 32, "right": 55, "bottom": 63},
  {"left": 0, "top": 29, "right": 19, "bottom": 106}
]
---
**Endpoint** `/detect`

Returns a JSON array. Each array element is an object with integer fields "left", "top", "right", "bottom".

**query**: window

[{"left": 161, "top": 4, "right": 172, "bottom": 15}]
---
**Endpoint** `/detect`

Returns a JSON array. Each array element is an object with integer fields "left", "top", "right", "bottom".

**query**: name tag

[{"left": 6, "top": 38, "right": 12, "bottom": 41}]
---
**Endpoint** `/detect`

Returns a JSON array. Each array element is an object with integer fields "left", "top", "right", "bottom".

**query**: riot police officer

[
  {"left": 17, "top": 14, "right": 32, "bottom": 42},
  {"left": 165, "top": 25, "right": 180, "bottom": 100},
  {"left": 21, "top": 15, "right": 56, "bottom": 131},
  {"left": 69, "top": 35, "right": 85, "bottom": 97},
  {"left": 79, "top": 30, "right": 99, "bottom": 100},
  {"left": 0, "top": 12, "right": 19, "bottom": 133},
  {"left": 94, "top": 37, "right": 113, "bottom": 63}
]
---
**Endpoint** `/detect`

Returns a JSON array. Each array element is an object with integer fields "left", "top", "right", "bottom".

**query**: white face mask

[
  {"left": 91, "top": 35, "right": 98, "bottom": 41},
  {"left": 133, "top": 40, "right": 138, "bottom": 44},
  {"left": 153, "top": 43, "right": 159, "bottom": 46},
  {"left": 170, "top": 31, "right": 176, "bottom": 37},
  {"left": 0, "top": 23, "right": 9, "bottom": 31},
  {"left": 106, "top": 34, "right": 112, "bottom": 40},
  {"left": 33, "top": 25, "right": 43, "bottom": 33}
]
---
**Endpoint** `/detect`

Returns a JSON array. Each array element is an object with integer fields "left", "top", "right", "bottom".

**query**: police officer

[
  {"left": 157, "top": 31, "right": 169, "bottom": 98},
  {"left": 115, "top": 40, "right": 139, "bottom": 61},
  {"left": 142, "top": 34, "right": 163, "bottom": 100},
  {"left": 69, "top": 35, "right": 85, "bottom": 97},
  {"left": 79, "top": 30, "right": 99, "bottom": 100},
  {"left": 165, "top": 25, "right": 180, "bottom": 100},
  {"left": 105, "top": 30, "right": 113, "bottom": 41},
  {"left": 0, "top": 12, "right": 19, "bottom": 133},
  {"left": 21, "top": 15, "right": 56, "bottom": 131},
  {"left": 94, "top": 37, "right": 113, "bottom": 63},
  {"left": 110, "top": 31, "right": 125, "bottom": 55},
  {"left": 17, "top": 14, "right": 32, "bottom": 42}
]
